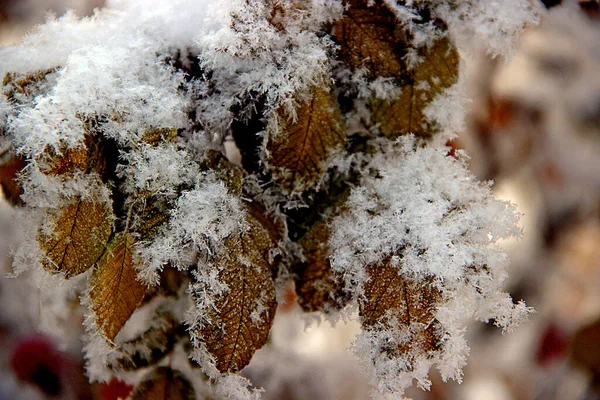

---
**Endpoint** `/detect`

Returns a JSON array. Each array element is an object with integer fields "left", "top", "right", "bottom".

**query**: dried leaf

[
  {"left": 129, "top": 367, "right": 196, "bottom": 400},
  {"left": 195, "top": 216, "right": 277, "bottom": 373},
  {"left": 39, "top": 197, "right": 112, "bottom": 277},
  {"left": 294, "top": 221, "right": 349, "bottom": 313},
  {"left": 267, "top": 85, "right": 346, "bottom": 191},
  {"left": 89, "top": 233, "right": 147, "bottom": 342},
  {"left": 39, "top": 118, "right": 110, "bottom": 177},
  {"left": 368, "top": 38, "right": 459, "bottom": 139},
  {"left": 333, "top": 0, "right": 408, "bottom": 77},
  {"left": 110, "top": 311, "right": 179, "bottom": 371},
  {"left": 360, "top": 256, "right": 441, "bottom": 359}
]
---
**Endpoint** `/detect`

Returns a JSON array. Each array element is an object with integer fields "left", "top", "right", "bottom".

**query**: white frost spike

[
  {"left": 137, "top": 172, "right": 246, "bottom": 284},
  {"left": 330, "top": 136, "right": 532, "bottom": 396}
]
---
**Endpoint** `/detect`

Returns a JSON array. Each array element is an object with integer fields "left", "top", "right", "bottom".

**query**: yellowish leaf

[
  {"left": 39, "top": 197, "right": 112, "bottom": 277},
  {"left": 202, "top": 150, "right": 245, "bottom": 196},
  {"left": 195, "top": 216, "right": 277, "bottom": 373},
  {"left": 267, "top": 85, "right": 346, "bottom": 191},
  {"left": 89, "top": 233, "right": 147, "bottom": 342}
]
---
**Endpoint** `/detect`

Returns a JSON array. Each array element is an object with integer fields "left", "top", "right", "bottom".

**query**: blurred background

[{"left": 0, "top": 0, "right": 599, "bottom": 399}]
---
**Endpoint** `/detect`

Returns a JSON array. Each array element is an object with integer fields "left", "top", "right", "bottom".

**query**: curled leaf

[
  {"left": 89, "top": 233, "right": 147, "bottom": 342},
  {"left": 193, "top": 216, "right": 277, "bottom": 373},
  {"left": 39, "top": 197, "right": 112, "bottom": 277},
  {"left": 267, "top": 85, "right": 346, "bottom": 191},
  {"left": 129, "top": 367, "right": 196, "bottom": 400}
]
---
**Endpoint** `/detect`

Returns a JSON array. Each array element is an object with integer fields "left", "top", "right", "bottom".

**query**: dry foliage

[
  {"left": 39, "top": 197, "right": 112, "bottom": 277},
  {"left": 89, "top": 233, "right": 147, "bottom": 342},
  {"left": 195, "top": 217, "right": 277, "bottom": 373},
  {"left": 360, "top": 257, "right": 442, "bottom": 359},
  {"left": 267, "top": 84, "right": 346, "bottom": 191}
]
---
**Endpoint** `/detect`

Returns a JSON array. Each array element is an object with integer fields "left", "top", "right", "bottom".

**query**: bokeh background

[{"left": 0, "top": 0, "right": 599, "bottom": 399}]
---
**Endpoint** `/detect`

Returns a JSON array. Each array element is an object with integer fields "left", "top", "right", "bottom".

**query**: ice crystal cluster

[{"left": 0, "top": 0, "right": 537, "bottom": 398}]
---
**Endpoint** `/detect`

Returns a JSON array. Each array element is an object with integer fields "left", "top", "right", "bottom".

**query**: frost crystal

[
  {"left": 330, "top": 137, "right": 532, "bottom": 395},
  {"left": 0, "top": 0, "right": 538, "bottom": 398}
]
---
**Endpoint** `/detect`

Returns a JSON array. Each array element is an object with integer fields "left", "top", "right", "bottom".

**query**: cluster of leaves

[{"left": 0, "top": 0, "right": 534, "bottom": 398}]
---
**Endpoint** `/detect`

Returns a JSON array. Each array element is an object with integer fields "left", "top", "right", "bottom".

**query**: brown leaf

[
  {"left": 266, "top": 85, "right": 346, "bottom": 191},
  {"left": 89, "top": 233, "right": 147, "bottom": 342},
  {"left": 194, "top": 216, "right": 277, "bottom": 373},
  {"left": 294, "top": 221, "right": 349, "bottom": 313},
  {"left": 332, "top": 1, "right": 459, "bottom": 139},
  {"left": 360, "top": 256, "right": 442, "bottom": 359},
  {"left": 246, "top": 200, "right": 285, "bottom": 247},
  {"left": 129, "top": 367, "right": 196, "bottom": 400},
  {"left": 39, "top": 140, "right": 105, "bottom": 177},
  {"left": 333, "top": 0, "right": 408, "bottom": 77},
  {"left": 368, "top": 38, "right": 459, "bottom": 139},
  {"left": 38, "top": 197, "right": 112, "bottom": 277}
]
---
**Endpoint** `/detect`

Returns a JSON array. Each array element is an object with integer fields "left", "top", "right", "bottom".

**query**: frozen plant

[{"left": 0, "top": 0, "right": 538, "bottom": 398}]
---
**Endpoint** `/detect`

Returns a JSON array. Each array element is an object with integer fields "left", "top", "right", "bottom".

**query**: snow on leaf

[
  {"left": 294, "top": 221, "right": 349, "bottom": 313},
  {"left": 38, "top": 131, "right": 107, "bottom": 176},
  {"left": 360, "top": 256, "right": 442, "bottom": 365},
  {"left": 330, "top": 137, "right": 531, "bottom": 395},
  {"left": 129, "top": 367, "right": 196, "bottom": 400},
  {"left": 202, "top": 150, "right": 245, "bottom": 196},
  {"left": 192, "top": 216, "right": 277, "bottom": 373},
  {"left": 2, "top": 68, "right": 57, "bottom": 105},
  {"left": 333, "top": 0, "right": 408, "bottom": 78},
  {"left": 38, "top": 196, "right": 112, "bottom": 277},
  {"left": 129, "top": 197, "right": 170, "bottom": 243},
  {"left": 266, "top": 84, "right": 346, "bottom": 191},
  {"left": 368, "top": 37, "right": 460, "bottom": 139},
  {"left": 89, "top": 233, "right": 147, "bottom": 343}
]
